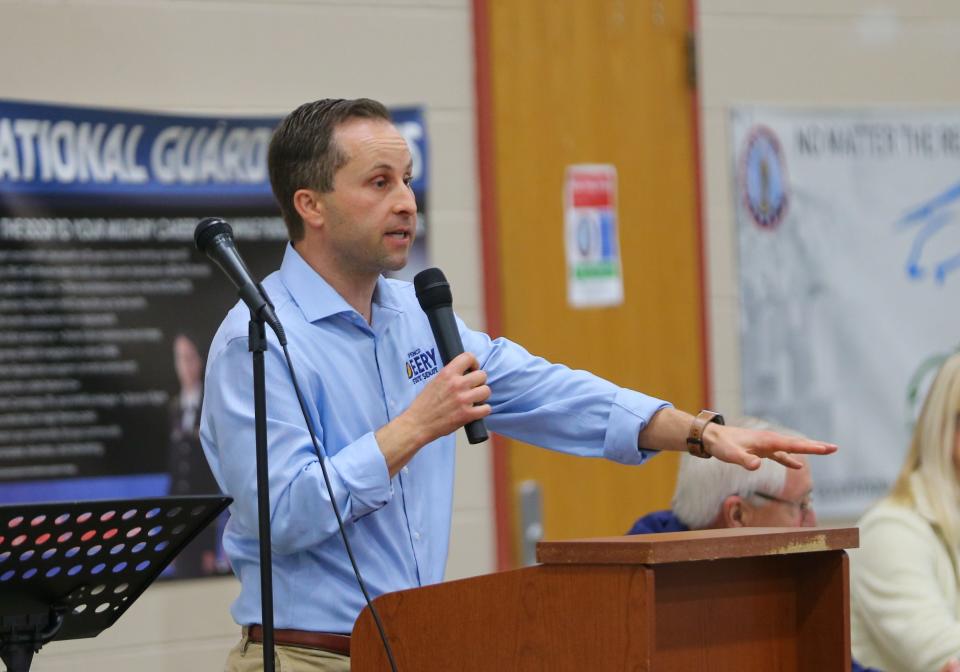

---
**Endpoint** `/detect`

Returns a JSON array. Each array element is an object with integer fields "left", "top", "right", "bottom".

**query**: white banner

[{"left": 732, "top": 108, "right": 960, "bottom": 518}]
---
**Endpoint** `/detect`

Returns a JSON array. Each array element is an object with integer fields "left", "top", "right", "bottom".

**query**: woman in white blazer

[{"left": 851, "top": 353, "right": 960, "bottom": 672}]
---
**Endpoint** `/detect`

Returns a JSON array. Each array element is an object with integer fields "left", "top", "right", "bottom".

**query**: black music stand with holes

[{"left": 0, "top": 495, "right": 231, "bottom": 672}]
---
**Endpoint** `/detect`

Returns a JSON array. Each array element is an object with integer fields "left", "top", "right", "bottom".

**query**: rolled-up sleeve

[
  {"left": 604, "top": 388, "right": 670, "bottom": 464},
  {"left": 461, "top": 324, "right": 670, "bottom": 465},
  {"left": 329, "top": 431, "right": 393, "bottom": 513}
]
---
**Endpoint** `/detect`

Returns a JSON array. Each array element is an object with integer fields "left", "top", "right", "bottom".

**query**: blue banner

[
  {"left": 0, "top": 99, "right": 429, "bottom": 579},
  {"left": 0, "top": 99, "right": 428, "bottom": 215}
]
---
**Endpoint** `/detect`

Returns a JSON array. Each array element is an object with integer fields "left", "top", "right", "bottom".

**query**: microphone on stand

[
  {"left": 194, "top": 217, "right": 286, "bottom": 344},
  {"left": 195, "top": 217, "right": 400, "bottom": 671},
  {"left": 414, "top": 267, "right": 489, "bottom": 445},
  {"left": 194, "top": 215, "right": 283, "bottom": 672}
]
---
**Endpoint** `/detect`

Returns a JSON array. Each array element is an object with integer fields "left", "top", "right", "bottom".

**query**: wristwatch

[{"left": 686, "top": 410, "right": 725, "bottom": 459}]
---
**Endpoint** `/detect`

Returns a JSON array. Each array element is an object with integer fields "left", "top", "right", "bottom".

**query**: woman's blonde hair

[{"left": 890, "top": 352, "right": 960, "bottom": 549}]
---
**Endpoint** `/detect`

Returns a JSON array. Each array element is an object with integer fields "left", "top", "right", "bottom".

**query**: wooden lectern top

[{"left": 536, "top": 525, "right": 858, "bottom": 565}]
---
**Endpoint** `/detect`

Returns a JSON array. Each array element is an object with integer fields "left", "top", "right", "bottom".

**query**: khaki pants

[{"left": 225, "top": 630, "right": 350, "bottom": 672}]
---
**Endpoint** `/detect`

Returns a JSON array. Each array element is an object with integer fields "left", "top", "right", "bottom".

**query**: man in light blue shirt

[{"left": 201, "top": 98, "right": 837, "bottom": 671}]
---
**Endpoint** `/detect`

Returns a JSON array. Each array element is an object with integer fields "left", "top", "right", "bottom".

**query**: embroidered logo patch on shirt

[{"left": 405, "top": 347, "right": 439, "bottom": 384}]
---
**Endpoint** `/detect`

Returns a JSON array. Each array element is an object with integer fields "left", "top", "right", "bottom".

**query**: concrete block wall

[{"left": 5, "top": 0, "right": 960, "bottom": 666}]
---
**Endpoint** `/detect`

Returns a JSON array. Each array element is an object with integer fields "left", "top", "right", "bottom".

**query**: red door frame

[{"left": 471, "top": 0, "right": 710, "bottom": 571}]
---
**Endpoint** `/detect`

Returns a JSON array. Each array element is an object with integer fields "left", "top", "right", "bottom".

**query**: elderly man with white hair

[{"left": 628, "top": 422, "right": 815, "bottom": 534}]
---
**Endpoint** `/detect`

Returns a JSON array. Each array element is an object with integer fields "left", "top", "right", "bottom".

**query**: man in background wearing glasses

[{"left": 627, "top": 417, "right": 815, "bottom": 534}]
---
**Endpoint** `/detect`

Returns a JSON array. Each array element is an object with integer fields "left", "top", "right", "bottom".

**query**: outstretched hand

[
  {"left": 638, "top": 408, "right": 838, "bottom": 469},
  {"left": 703, "top": 423, "right": 837, "bottom": 470}
]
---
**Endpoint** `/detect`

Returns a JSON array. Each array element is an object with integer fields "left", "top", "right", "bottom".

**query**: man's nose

[{"left": 394, "top": 183, "right": 417, "bottom": 214}]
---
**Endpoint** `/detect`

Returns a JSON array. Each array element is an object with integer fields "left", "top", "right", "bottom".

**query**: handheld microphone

[
  {"left": 414, "top": 267, "right": 488, "bottom": 444},
  {"left": 194, "top": 217, "right": 286, "bottom": 345}
]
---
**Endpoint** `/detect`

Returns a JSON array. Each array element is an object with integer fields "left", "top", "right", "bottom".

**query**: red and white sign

[{"left": 563, "top": 164, "right": 623, "bottom": 308}]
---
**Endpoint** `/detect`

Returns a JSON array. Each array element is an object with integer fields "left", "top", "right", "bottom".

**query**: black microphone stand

[{"left": 249, "top": 312, "right": 276, "bottom": 672}]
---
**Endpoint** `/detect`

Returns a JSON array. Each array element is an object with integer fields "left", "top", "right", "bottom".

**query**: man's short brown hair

[{"left": 267, "top": 98, "right": 391, "bottom": 241}]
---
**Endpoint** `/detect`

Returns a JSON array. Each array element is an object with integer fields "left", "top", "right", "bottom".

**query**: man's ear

[
  {"left": 293, "top": 188, "right": 325, "bottom": 232},
  {"left": 721, "top": 495, "right": 747, "bottom": 528}
]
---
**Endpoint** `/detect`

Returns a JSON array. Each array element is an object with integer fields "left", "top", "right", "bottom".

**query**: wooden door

[{"left": 480, "top": 0, "right": 706, "bottom": 562}]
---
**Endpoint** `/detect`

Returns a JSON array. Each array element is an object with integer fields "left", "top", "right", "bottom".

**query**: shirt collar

[{"left": 278, "top": 243, "right": 405, "bottom": 324}]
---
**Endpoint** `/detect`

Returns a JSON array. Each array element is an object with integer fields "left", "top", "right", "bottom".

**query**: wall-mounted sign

[
  {"left": 733, "top": 107, "right": 960, "bottom": 518},
  {"left": 564, "top": 164, "right": 623, "bottom": 308}
]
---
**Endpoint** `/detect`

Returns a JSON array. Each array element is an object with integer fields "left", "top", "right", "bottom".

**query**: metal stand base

[{"left": 0, "top": 612, "right": 63, "bottom": 672}]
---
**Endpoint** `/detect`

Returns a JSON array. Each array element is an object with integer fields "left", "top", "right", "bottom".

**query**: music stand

[{"left": 0, "top": 495, "right": 231, "bottom": 672}]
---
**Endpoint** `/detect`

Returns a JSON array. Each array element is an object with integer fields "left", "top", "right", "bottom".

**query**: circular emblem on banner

[{"left": 741, "top": 125, "right": 789, "bottom": 230}]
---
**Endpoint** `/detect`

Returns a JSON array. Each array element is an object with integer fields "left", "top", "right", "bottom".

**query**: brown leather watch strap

[{"left": 686, "top": 410, "right": 725, "bottom": 458}]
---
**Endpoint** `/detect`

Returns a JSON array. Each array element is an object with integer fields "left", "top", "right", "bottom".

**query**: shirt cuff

[
  {"left": 603, "top": 388, "right": 671, "bottom": 465},
  {"left": 328, "top": 431, "right": 392, "bottom": 518}
]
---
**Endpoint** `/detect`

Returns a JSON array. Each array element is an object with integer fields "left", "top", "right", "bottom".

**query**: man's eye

[
  {"left": 372, "top": 178, "right": 387, "bottom": 188},
  {"left": 403, "top": 176, "right": 413, "bottom": 187}
]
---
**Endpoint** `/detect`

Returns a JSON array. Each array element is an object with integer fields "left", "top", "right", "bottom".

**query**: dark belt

[{"left": 247, "top": 625, "right": 351, "bottom": 656}]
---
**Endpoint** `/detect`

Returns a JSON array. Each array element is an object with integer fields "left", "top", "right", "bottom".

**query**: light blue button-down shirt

[{"left": 200, "top": 244, "right": 669, "bottom": 633}]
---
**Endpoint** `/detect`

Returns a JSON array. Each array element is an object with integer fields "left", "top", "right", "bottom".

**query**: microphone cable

[{"left": 278, "top": 340, "right": 400, "bottom": 672}]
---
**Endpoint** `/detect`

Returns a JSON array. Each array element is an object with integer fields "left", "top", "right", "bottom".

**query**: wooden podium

[{"left": 352, "top": 526, "right": 858, "bottom": 671}]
